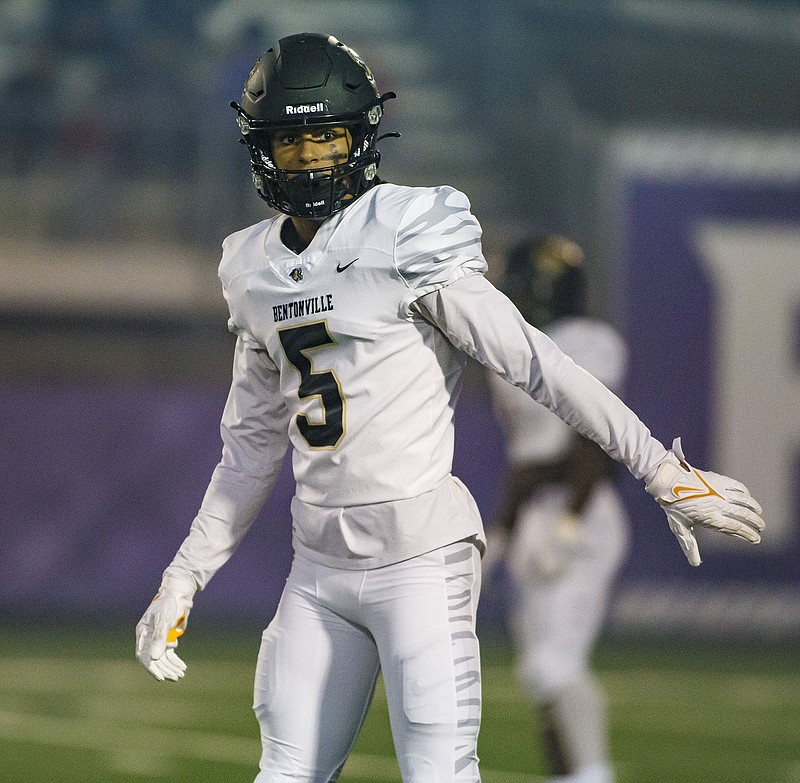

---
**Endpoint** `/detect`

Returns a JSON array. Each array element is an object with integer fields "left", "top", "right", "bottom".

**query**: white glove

[
  {"left": 529, "top": 512, "right": 583, "bottom": 581},
  {"left": 135, "top": 574, "right": 196, "bottom": 681},
  {"left": 645, "top": 438, "right": 764, "bottom": 566}
]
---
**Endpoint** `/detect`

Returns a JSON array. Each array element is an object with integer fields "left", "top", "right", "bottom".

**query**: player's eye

[{"left": 314, "top": 128, "right": 347, "bottom": 142}]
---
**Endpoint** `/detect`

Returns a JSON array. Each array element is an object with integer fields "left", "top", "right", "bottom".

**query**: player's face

[{"left": 271, "top": 126, "right": 352, "bottom": 173}]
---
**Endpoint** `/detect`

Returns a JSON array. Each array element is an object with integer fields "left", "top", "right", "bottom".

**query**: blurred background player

[{"left": 486, "top": 234, "right": 629, "bottom": 783}]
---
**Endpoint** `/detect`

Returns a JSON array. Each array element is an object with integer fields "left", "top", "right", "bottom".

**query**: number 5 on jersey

[{"left": 278, "top": 321, "right": 345, "bottom": 448}]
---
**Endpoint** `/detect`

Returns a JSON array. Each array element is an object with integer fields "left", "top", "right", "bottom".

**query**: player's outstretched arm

[
  {"left": 135, "top": 574, "right": 196, "bottom": 681},
  {"left": 414, "top": 274, "right": 764, "bottom": 565},
  {"left": 645, "top": 438, "right": 764, "bottom": 566}
]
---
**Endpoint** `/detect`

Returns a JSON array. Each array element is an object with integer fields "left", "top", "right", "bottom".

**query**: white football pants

[
  {"left": 253, "top": 540, "right": 483, "bottom": 782},
  {"left": 509, "top": 482, "right": 628, "bottom": 700}
]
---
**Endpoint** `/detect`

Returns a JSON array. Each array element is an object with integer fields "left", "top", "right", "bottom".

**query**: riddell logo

[{"left": 284, "top": 102, "right": 326, "bottom": 115}]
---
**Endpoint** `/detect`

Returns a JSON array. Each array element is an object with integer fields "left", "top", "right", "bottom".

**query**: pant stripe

[{"left": 446, "top": 545, "right": 481, "bottom": 780}]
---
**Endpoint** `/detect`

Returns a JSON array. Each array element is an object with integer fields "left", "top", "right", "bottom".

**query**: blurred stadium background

[{"left": 1, "top": 1, "right": 799, "bottom": 781}]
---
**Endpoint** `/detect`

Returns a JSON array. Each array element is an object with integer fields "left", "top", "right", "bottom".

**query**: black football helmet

[
  {"left": 231, "top": 32, "right": 396, "bottom": 219},
  {"left": 499, "top": 234, "right": 586, "bottom": 329}
]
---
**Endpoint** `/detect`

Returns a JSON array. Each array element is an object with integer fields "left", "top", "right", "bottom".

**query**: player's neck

[{"left": 282, "top": 217, "right": 323, "bottom": 254}]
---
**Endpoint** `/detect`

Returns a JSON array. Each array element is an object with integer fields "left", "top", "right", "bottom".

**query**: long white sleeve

[
  {"left": 165, "top": 336, "right": 291, "bottom": 590},
  {"left": 414, "top": 274, "right": 668, "bottom": 481}
]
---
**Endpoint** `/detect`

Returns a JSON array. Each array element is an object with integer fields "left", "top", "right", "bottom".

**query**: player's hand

[
  {"left": 645, "top": 438, "right": 764, "bottom": 566},
  {"left": 135, "top": 575, "right": 196, "bottom": 681},
  {"left": 529, "top": 513, "right": 583, "bottom": 580}
]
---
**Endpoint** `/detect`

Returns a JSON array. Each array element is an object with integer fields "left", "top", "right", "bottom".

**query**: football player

[
  {"left": 135, "top": 33, "right": 764, "bottom": 783},
  {"left": 486, "top": 235, "right": 629, "bottom": 783}
]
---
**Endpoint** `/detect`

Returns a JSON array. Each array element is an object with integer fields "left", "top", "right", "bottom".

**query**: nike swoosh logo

[
  {"left": 336, "top": 258, "right": 358, "bottom": 273},
  {"left": 665, "top": 470, "right": 721, "bottom": 504},
  {"left": 672, "top": 485, "right": 711, "bottom": 501}
]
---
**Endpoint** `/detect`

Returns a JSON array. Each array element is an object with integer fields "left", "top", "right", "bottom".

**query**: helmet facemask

[{"left": 233, "top": 106, "right": 384, "bottom": 219}]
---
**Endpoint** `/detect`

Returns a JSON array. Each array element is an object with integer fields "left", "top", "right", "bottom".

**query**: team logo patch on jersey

[{"left": 289, "top": 267, "right": 303, "bottom": 282}]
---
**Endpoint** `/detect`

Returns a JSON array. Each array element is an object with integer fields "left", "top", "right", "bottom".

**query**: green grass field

[{"left": 0, "top": 625, "right": 797, "bottom": 782}]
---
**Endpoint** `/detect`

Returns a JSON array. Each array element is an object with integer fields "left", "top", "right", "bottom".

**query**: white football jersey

[
  {"left": 165, "top": 184, "right": 668, "bottom": 584},
  {"left": 489, "top": 317, "right": 629, "bottom": 465},
  {"left": 221, "top": 183, "right": 486, "bottom": 508},
  {"left": 167, "top": 184, "right": 489, "bottom": 579}
]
